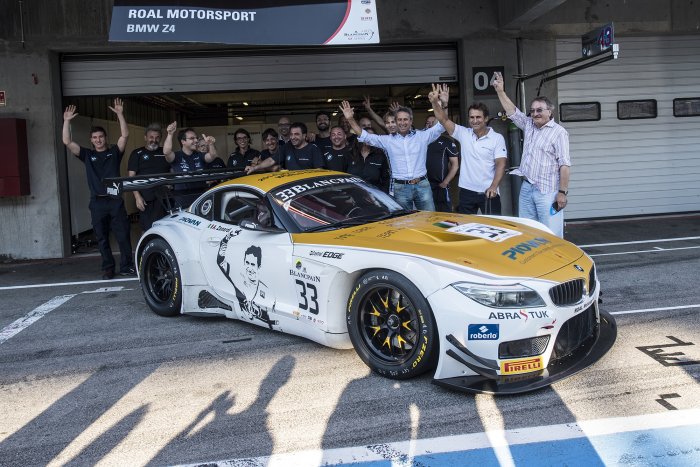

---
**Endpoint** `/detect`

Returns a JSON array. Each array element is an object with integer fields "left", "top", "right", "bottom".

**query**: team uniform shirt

[
  {"left": 313, "top": 136, "right": 332, "bottom": 154},
  {"left": 78, "top": 145, "right": 124, "bottom": 198},
  {"left": 207, "top": 157, "right": 226, "bottom": 169},
  {"left": 227, "top": 148, "right": 261, "bottom": 171},
  {"left": 452, "top": 125, "right": 508, "bottom": 193},
  {"left": 259, "top": 148, "right": 282, "bottom": 165},
  {"left": 323, "top": 147, "right": 351, "bottom": 172},
  {"left": 127, "top": 146, "right": 169, "bottom": 201},
  {"left": 347, "top": 148, "right": 391, "bottom": 192},
  {"left": 280, "top": 143, "right": 324, "bottom": 170},
  {"left": 358, "top": 123, "right": 445, "bottom": 180},
  {"left": 171, "top": 150, "right": 208, "bottom": 192},
  {"left": 508, "top": 108, "right": 570, "bottom": 193},
  {"left": 425, "top": 135, "right": 459, "bottom": 185}
]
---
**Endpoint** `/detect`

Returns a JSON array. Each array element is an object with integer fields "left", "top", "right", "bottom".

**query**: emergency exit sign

[{"left": 0, "top": 91, "right": 6, "bottom": 107}]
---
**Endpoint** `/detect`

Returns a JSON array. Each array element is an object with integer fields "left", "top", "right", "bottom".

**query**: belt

[
  {"left": 94, "top": 194, "right": 111, "bottom": 198},
  {"left": 393, "top": 176, "right": 426, "bottom": 185}
]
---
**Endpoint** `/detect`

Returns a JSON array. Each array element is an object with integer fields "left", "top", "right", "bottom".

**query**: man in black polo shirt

[
  {"left": 62, "top": 99, "right": 135, "bottom": 279},
  {"left": 227, "top": 128, "right": 261, "bottom": 172},
  {"left": 163, "top": 122, "right": 218, "bottom": 209},
  {"left": 127, "top": 123, "right": 170, "bottom": 231},
  {"left": 323, "top": 126, "right": 351, "bottom": 172},
  {"left": 425, "top": 115, "right": 460, "bottom": 212},
  {"left": 280, "top": 122, "right": 324, "bottom": 170},
  {"left": 312, "top": 111, "right": 333, "bottom": 154}
]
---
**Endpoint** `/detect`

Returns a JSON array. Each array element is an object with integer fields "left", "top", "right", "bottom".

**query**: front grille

[
  {"left": 588, "top": 265, "right": 597, "bottom": 296},
  {"left": 499, "top": 335, "right": 551, "bottom": 359},
  {"left": 549, "top": 279, "right": 585, "bottom": 306},
  {"left": 551, "top": 305, "right": 596, "bottom": 360}
]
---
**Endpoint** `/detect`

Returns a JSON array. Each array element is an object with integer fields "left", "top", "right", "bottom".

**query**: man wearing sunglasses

[{"left": 492, "top": 72, "right": 570, "bottom": 238}]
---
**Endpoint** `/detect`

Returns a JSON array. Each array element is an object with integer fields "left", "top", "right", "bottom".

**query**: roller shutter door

[
  {"left": 61, "top": 45, "right": 458, "bottom": 96},
  {"left": 556, "top": 36, "right": 700, "bottom": 219}
]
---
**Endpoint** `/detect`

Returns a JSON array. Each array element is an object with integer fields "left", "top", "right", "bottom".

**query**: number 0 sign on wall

[{"left": 472, "top": 66, "right": 504, "bottom": 96}]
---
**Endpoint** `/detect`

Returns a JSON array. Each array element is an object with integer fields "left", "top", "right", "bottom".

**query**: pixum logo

[{"left": 468, "top": 324, "right": 499, "bottom": 340}]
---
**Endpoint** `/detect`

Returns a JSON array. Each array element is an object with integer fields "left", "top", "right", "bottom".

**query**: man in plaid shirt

[{"left": 492, "top": 72, "right": 570, "bottom": 237}]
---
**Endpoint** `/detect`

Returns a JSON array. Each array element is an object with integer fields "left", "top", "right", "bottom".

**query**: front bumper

[{"left": 432, "top": 309, "right": 617, "bottom": 394}]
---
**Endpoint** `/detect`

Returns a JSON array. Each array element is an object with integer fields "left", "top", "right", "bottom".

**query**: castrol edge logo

[{"left": 500, "top": 356, "right": 544, "bottom": 375}]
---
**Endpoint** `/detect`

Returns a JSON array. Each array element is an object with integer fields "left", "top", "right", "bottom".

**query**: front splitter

[{"left": 433, "top": 310, "right": 617, "bottom": 395}]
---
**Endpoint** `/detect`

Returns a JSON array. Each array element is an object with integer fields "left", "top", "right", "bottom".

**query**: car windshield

[{"left": 269, "top": 176, "right": 406, "bottom": 232}]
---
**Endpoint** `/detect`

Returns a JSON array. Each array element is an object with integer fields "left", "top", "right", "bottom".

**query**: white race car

[{"left": 112, "top": 169, "right": 616, "bottom": 394}]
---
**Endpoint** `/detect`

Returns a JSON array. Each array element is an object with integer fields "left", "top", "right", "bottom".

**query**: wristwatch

[{"left": 558, "top": 189, "right": 568, "bottom": 195}]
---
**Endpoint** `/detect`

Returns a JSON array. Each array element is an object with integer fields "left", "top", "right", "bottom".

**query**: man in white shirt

[
  {"left": 339, "top": 98, "right": 447, "bottom": 211},
  {"left": 429, "top": 89, "right": 507, "bottom": 214}
]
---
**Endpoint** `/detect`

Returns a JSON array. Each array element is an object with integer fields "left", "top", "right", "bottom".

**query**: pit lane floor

[{"left": 0, "top": 214, "right": 698, "bottom": 466}]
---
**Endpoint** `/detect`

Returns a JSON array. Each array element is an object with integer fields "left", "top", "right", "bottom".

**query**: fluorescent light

[
  {"left": 327, "top": 98, "right": 333, "bottom": 103},
  {"left": 332, "top": 112, "right": 338, "bottom": 116},
  {"left": 427, "top": 108, "right": 433, "bottom": 112},
  {"left": 236, "top": 116, "right": 243, "bottom": 120},
  {"left": 414, "top": 94, "right": 421, "bottom": 98},
  {"left": 243, "top": 102, "right": 249, "bottom": 106}
]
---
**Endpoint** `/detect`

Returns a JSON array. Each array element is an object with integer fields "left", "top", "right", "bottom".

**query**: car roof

[{"left": 214, "top": 169, "right": 351, "bottom": 193}]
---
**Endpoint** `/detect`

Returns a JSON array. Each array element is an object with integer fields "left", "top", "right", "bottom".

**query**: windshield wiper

[{"left": 303, "top": 209, "right": 411, "bottom": 232}]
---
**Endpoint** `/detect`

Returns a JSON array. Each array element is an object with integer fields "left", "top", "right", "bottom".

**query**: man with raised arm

[
  {"left": 62, "top": 98, "right": 135, "bottom": 279},
  {"left": 163, "top": 121, "right": 218, "bottom": 209},
  {"left": 340, "top": 94, "right": 448, "bottom": 211},
  {"left": 491, "top": 72, "right": 570, "bottom": 237},
  {"left": 428, "top": 84, "right": 508, "bottom": 215}
]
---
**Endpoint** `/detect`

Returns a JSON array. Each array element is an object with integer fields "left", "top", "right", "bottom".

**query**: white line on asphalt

[
  {"left": 579, "top": 236, "right": 700, "bottom": 248},
  {"left": 610, "top": 304, "right": 700, "bottom": 315},
  {"left": 173, "top": 409, "right": 700, "bottom": 467},
  {"left": 0, "top": 277, "right": 138, "bottom": 291},
  {"left": 0, "top": 294, "right": 76, "bottom": 345},
  {"left": 589, "top": 245, "right": 700, "bottom": 257}
]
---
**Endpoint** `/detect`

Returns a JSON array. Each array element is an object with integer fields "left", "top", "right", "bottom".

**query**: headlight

[{"left": 452, "top": 283, "right": 545, "bottom": 308}]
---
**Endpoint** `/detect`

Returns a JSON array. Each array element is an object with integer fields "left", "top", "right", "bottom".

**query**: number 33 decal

[{"left": 295, "top": 280, "right": 319, "bottom": 315}]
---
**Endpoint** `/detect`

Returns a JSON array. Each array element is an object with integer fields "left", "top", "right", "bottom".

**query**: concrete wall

[{"left": 1, "top": 0, "right": 699, "bottom": 259}]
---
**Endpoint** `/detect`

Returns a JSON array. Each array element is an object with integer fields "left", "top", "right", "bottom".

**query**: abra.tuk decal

[
  {"left": 216, "top": 231, "right": 278, "bottom": 329},
  {"left": 488, "top": 310, "right": 550, "bottom": 320},
  {"left": 501, "top": 237, "right": 553, "bottom": 261},
  {"left": 273, "top": 176, "right": 363, "bottom": 202}
]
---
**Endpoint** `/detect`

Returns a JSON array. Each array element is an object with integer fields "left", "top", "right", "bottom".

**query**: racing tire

[
  {"left": 347, "top": 270, "right": 438, "bottom": 379},
  {"left": 139, "top": 238, "right": 182, "bottom": 317}
]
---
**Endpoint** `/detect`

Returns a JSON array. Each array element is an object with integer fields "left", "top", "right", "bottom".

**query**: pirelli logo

[{"left": 500, "top": 356, "right": 544, "bottom": 375}]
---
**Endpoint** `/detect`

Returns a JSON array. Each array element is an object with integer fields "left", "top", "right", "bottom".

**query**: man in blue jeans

[
  {"left": 492, "top": 72, "right": 570, "bottom": 237},
  {"left": 340, "top": 96, "right": 448, "bottom": 211}
]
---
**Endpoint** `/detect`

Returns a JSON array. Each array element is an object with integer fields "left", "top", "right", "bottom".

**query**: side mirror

[{"left": 239, "top": 219, "right": 284, "bottom": 233}]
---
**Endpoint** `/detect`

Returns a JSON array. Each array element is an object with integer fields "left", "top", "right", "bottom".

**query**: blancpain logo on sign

[{"left": 468, "top": 324, "right": 499, "bottom": 340}]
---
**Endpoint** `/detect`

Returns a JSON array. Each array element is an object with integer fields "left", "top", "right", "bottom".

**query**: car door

[{"left": 199, "top": 187, "right": 296, "bottom": 331}]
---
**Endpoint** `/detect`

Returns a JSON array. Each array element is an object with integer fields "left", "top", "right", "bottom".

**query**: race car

[{"left": 108, "top": 169, "right": 616, "bottom": 394}]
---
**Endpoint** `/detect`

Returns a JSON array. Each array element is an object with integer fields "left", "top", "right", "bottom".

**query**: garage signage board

[{"left": 109, "top": 0, "right": 380, "bottom": 45}]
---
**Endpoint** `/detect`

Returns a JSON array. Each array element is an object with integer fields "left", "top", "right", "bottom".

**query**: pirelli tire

[
  {"left": 347, "top": 270, "right": 438, "bottom": 379},
  {"left": 139, "top": 238, "right": 182, "bottom": 317}
]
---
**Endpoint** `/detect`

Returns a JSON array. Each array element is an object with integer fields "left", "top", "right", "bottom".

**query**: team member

[
  {"left": 127, "top": 123, "right": 170, "bottom": 231},
  {"left": 492, "top": 72, "right": 570, "bottom": 236},
  {"left": 227, "top": 128, "right": 261, "bottom": 172},
  {"left": 279, "top": 122, "right": 325, "bottom": 170},
  {"left": 323, "top": 126, "right": 351, "bottom": 172},
  {"left": 340, "top": 96, "right": 447, "bottom": 211},
  {"left": 245, "top": 128, "right": 282, "bottom": 174},
  {"left": 348, "top": 127, "right": 391, "bottom": 193},
  {"left": 424, "top": 115, "right": 459, "bottom": 212},
  {"left": 277, "top": 116, "right": 292, "bottom": 147},
  {"left": 62, "top": 99, "right": 135, "bottom": 279},
  {"left": 163, "top": 122, "right": 218, "bottom": 208},
  {"left": 312, "top": 111, "right": 333, "bottom": 153}
]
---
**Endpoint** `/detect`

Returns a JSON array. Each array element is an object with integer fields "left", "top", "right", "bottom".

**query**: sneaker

[
  {"left": 102, "top": 268, "right": 115, "bottom": 280},
  {"left": 119, "top": 266, "right": 136, "bottom": 276}
]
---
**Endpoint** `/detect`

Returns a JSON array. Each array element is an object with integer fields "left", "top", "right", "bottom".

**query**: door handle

[{"left": 207, "top": 237, "right": 221, "bottom": 244}]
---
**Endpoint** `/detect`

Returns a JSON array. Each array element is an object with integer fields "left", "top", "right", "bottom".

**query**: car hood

[{"left": 292, "top": 211, "right": 584, "bottom": 278}]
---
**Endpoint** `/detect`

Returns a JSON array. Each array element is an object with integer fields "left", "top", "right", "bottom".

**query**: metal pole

[{"left": 510, "top": 38, "right": 526, "bottom": 215}]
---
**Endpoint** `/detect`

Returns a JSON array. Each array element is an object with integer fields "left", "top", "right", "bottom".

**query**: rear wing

[{"left": 103, "top": 168, "right": 245, "bottom": 196}]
